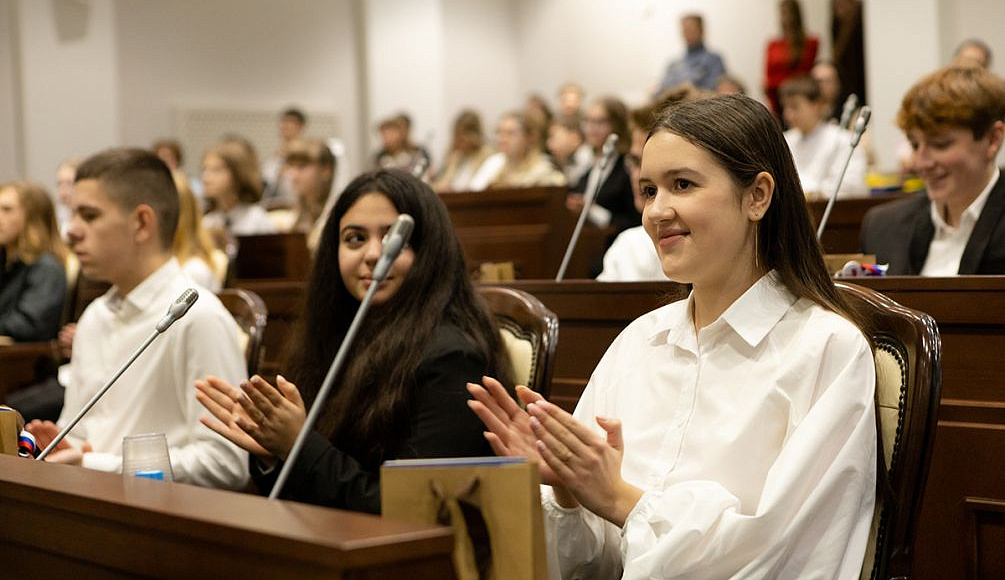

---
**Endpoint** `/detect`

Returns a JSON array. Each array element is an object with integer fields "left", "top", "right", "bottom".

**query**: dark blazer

[
  {"left": 573, "top": 154, "right": 641, "bottom": 236},
  {"left": 252, "top": 323, "right": 498, "bottom": 513},
  {"left": 860, "top": 175, "right": 1005, "bottom": 275},
  {"left": 0, "top": 251, "right": 67, "bottom": 341}
]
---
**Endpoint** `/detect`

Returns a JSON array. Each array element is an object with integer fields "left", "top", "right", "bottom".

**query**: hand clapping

[
  {"left": 195, "top": 374, "right": 306, "bottom": 460},
  {"left": 467, "top": 375, "right": 643, "bottom": 526}
]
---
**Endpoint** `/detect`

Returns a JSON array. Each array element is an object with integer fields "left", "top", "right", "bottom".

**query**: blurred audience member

[
  {"left": 952, "top": 38, "right": 993, "bottom": 69},
  {"left": 279, "top": 138, "right": 336, "bottom": 233},
  {"left": 811, "top": 61, "right": 843, "bottom": 122},
  {"left": 154, "top": 138, "right": 203, "bottom": 200},
  {"left": 596, "top": 102, "right": 673, "bottom": 282},
  {"left": 557, "top": 82, "right": 585, "bottom": 123},
  {"left": 714, "top": 73, "right": 747, "bottom": 96},
  {"left": 374, "top": 113, "right": 431, "bottom": 176},
  {"left": 567, "top": 97, "right": 637, "bottom": 236},
  {"left": 764, "top": 0, "right": 819, "bottom": 115},
  {"left": 55, "top": 158, "right": 80, "bottom": 237},
  {"left": 173, "top": 173, "right": 225, "bottom": 293},
  {"left": 474, "top": 112, "right": 566, "bottom": 189},
  {"left": 432, "top": 109, "right": 494, "bottom": 192},
  {"left": 780, "top": 77, "right": 867, "bottom": 199},
  {"left": 0, "top": 181, "right": 68, "bottom": 342},
  {"left": 654, "top": 14, "right": 726, "bottom": 95},
  {"left": 201, "top": 139, "right": 276, "bottom": 241},
  {"left": 547, "top": 116, "right": 593, "bottom": 185},
  {"left": 261, "top": 107, "right": 307, "bottom": 209},
  {"left": 525, "top": 93, "right": 553, "bottom": 151}
]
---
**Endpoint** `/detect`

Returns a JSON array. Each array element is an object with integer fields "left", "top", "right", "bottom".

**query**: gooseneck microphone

[
  {"left": 37, "top": 289, "right": 200, "bottom": 461},
  {"left": 816, "top": 106, "right": 872, "bottom": 241},
  {"left": 269, "top": 214, "right": 415, "bottom": 499},
  {"left": 556, "top": 133, "right": 619, "bottom": 281},
  {"left": 838, "top": 94, "right": 859, "bottom": 130}
]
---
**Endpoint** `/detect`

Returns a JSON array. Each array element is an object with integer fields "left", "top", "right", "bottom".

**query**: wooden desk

[
  {"left": 234, "top": 232, "right": 312, "bottom": 282},
  {"left": 506, "top": 277, "right": 1005, "bottom": 580},
  {"left": 0, "top": 455, "right": 455, "bottom": 579},
  {"left": 440, "top": 186, "right": 610, "bottom": 280},
  {"left": 807, "top": 193, "right": 908, "bottom": 254}
]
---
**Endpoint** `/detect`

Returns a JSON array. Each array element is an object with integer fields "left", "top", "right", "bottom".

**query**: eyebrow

[{"left": 640, "top": 167, "right": 703, "bottom": 182}]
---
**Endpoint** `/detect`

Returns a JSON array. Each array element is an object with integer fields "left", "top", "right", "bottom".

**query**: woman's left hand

[
  {"left": 526, "top": 400, "right": 643, "bottom": 527},
  {"left": 235, "top": 375, "right": 306, "bottom": 461}
]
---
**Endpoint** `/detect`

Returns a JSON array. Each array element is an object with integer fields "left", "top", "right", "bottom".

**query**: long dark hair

[
  {"left": 648, "top": 94, "right": 867, "bottom": 332},
  {"left": 284, "top": 169, "right": 509, "bottom": 463},
  {"left": 781, "top": 0, "right": 808, "bottom": 69}
]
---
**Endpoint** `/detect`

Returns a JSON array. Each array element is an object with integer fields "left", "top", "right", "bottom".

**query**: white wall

[
  {"left": 17, "top": 0, "right": 120, "bottom": 186},
  {"left": 6, "top": 0, "right": 1005, "bottom": 184},
  {"left": 364, "top": 0, "right": 447, "bottom": 164},
  {"left": 0, "top": 0, "right": 23, "bottom": 180},
  {"left": 864, "top": 0, "right": 942, "bottom": 172},
  {"left": 114, "top": 0, "right": 362, "bottom": 177},
  {"left": 512, "top": 0, "right": 832, "bottom": 109},
  {"left": 441, "top": 0, "right": 521, "bottom": 158}
]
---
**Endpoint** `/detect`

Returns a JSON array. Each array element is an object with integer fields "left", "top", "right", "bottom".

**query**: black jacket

[
  {"left": 860, "top": 175, "right": 1005, "bottom": 275},
  {"left": 252, "top": 323, "right": 497, "bottom": 513},
  {"left": 0, "top": 251, "right": 67, "bottom": 341}
]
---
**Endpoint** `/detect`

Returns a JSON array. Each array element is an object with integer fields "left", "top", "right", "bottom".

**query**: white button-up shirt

[
  {"left": 784, "top": 123, "right": 869, "bottom": 199},
  {"left": 921, "top": 168, "right": 999, "bottom": 276},
  {"left": 597, "top": 226, "right": 667, "bottom": 282},
  {"left": 544, "top": 272, "right": 876, "bottom": 579},
  {"left": 60, "top": 259, "right": 249, "bottom": 489}
]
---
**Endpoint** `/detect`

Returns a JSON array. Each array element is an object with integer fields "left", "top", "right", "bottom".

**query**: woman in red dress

[{"left": 764, "top": 0, "right": 819, "bottom": 116}]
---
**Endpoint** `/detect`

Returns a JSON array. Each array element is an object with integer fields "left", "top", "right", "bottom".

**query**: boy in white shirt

[
  {"left": 27, "top": 148, "right": 248, "bottom": 489},
  {"left": 780, "top": 76, "right": 868, "bottom": 199}
]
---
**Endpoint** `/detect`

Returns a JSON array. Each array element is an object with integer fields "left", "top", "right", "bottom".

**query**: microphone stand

[
  {"left": 36, "top": 288, "right": 200, "bottom": 460},
  {"left": 817, "top": 106, "right": 871, "bottom": 241},
  {"left": 556, "top": 135, "right": 618, "bottom": 281}
]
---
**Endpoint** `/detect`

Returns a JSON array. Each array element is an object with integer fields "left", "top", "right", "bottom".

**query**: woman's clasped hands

[
  {"left": 195, "top": 374, "right": 306, "bottom": 464},
  {"left": 466, "top": 376, "right": 643, "bottom": 527}
]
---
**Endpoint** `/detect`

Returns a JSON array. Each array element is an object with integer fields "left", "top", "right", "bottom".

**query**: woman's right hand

[
  {"left": 195, "top": 375, "right": 271, "bottom": 458},
  {"left": 466, "top": 377, "right": 562, "bottom": 486}
]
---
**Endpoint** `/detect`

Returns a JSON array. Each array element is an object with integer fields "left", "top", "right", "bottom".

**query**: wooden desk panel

[
  {"left": 0, "top": 455, "right": 455, "bottom": 579},
  {"left": 440, "top": 186, "right": 610, "bottom": 280},
  {"left": 807, "top": 193, "right": 908, "bottom": 254}
]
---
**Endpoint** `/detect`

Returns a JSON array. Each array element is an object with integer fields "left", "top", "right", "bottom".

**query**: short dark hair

[
  {"left": 75, "top": 148, "right": 179, "bottom": 251},
  {"left": 648, "top": 95, "right": 866, "bottom": 332},
  {"left": 779, "top": 75, "right": 822, "bottom": 103},
  {"left": 282, "top": 107, "right": 307, "bottom": 126},
  {"left": 682, "top": 13, "right": 704, "bottom": 32}
]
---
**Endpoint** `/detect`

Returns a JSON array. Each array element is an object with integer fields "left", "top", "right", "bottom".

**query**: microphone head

[
  {"left": 155, "top": 288, "right": 200, "bottom": 333},
  {"left": 839, "top": 94, "right": 859, "bottom": 129},
  {"left": 602, "top": 134, "right": 618, "bottom": 157},
  {"left": 851, "top": 106, "right": 872, "bottom": 146},
  {"left": 372, "top": 214, "right": 415, "bottom": 281}
]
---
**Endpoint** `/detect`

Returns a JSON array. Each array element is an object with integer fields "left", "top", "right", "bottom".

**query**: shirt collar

[
  {"left": 929, "top": 167, "right": 1000, "bottom": 233},
  {"left": 653, "top": 270, "right": 797, "bottom": 349},
  {"left": 106, "top": 258, "right": 182, "bottom": 316},
  {"left": 685, "top": 43, "right": 706, "bottom": 56}
]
